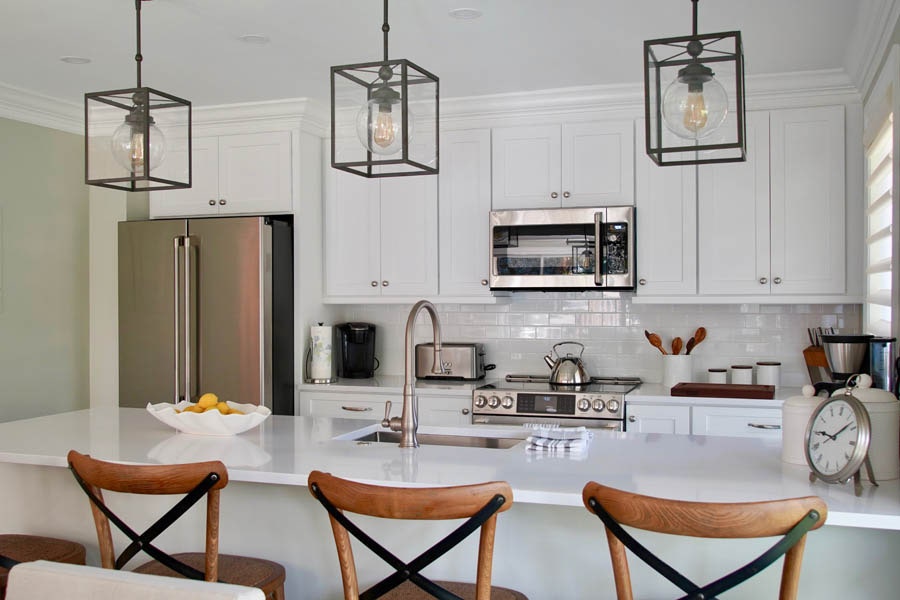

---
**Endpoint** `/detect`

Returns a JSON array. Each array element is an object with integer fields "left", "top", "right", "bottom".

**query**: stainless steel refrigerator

[{"left": 118, "top": 216, "right": 294, "bottom": 415}]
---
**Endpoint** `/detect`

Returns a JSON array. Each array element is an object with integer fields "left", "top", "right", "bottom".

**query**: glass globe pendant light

[
  {"left": 85, "top": 0, "right": 191, "bottom": 191},
  {"left": 661, "top": 40, "right": 729, "bottom": 140},
  {"left": 355, "top": 65, "right": 412, "bottom": 156}
]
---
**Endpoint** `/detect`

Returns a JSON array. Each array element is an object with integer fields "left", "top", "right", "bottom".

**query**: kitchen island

[{"left": 1, "top": 408, "right": 899, "bottom": 599}]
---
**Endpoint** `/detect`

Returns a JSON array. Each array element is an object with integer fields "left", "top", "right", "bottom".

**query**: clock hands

[
  {"left": 814, "top": 430, "right": 837, "bottom": 442},
  {"left": 831, "top": 423, "right": 851, "bottom": 439}
]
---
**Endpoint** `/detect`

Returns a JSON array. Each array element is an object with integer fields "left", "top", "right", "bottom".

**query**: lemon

[
  {"left": 216, "top": 402, "right": 230, "bottom": 414},
  {"left": 197, "top": 393, "right": 218, "bottom": 408}
]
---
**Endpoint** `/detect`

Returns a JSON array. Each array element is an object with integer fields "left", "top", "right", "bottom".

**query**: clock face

[{"left": 805, "top": 395, "right": 871, "bottom": 483}]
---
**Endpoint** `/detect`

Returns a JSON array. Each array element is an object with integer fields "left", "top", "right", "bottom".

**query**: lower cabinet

[
  {"left": 298, "top": 390, "right": 472, "bottom": 426},
  {"left": 628, "top": 402, "right": 782, "bottom": 438},
  {"left": 626, "top": 404, "right": 691, "bottom": 435}
]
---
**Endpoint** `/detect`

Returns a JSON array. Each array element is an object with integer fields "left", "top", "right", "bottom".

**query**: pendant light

[
  {"left": 85, "top": 0, "right": 191, "bottom": 191},
  {"left": 331, "top": 0, "right": 439, "bottom": 177},
  {"left": 644, "top": 0, "right": 745, "bottom": 166}
]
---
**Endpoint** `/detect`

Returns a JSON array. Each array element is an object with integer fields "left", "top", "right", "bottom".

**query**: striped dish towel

[{"left": 524, "top": 424, "right": 593, "bottom": 457}]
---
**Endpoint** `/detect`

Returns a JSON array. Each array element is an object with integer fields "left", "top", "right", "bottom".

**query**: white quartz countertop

[{"left": 1, "top": 408, "right": 898, "bottom": 530}]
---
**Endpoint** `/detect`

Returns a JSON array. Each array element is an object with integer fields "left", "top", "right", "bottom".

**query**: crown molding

[
  {"left": 844, "top": 0, "right": 900, "bottom": 97},
  {"left": 0, "top": 82, "right": 82, "bottom": 134}
]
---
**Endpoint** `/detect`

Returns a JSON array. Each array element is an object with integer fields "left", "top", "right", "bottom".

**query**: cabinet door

[
  {"left": 324, "top": 169, "right": 381, "bottom": 297},
  {"left": 561, "top": 121, "right": 634, "bottom": 207},
  {"left": 218, "top": 131, "right": 292, "bottom": 215},
  {"left": 635, "top": 121, "right": 697, "bottom": 296},
  {"left": 691, "top": 406, "right": 782, "bottom": 438},
  {"left": 491, "top": 124, "right": 561, "bottom": 209},
  {"left": 770, "top": 106, "right": 845, "bottom": 294},
  {"left": 698, "top": 112, "right": 771, "bottom": 294},
  {"left": 417, "top": 394, "right": 472, "bottom": 426},
  {"left": 379, "top": 176, "right": 438, "bottom": 296},
  {"left": 439, "top": 129, "right": 492, "bottom": 297},
  {"left": 626, "top": 404, "right": 690, "bottom": 434},
  {"left": 149, "top": 137, "right": 219, "bottom": 218}
]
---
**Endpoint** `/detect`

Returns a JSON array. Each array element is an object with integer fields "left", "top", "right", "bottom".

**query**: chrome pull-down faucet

[{"left": 381, "top": 300, "right": 444, "bottom": 448}]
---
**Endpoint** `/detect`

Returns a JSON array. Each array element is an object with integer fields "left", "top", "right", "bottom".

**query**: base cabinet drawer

[
  {"left": 299, "top": 392, "right": 396, "bottom": 421},
  {"left": 691, "top": 406, "right": 782, "bottom": 438}
]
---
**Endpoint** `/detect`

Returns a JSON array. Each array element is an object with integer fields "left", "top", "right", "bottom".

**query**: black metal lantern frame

[
  {"left": 85, "top": 0, "right": 191, "bottom": 191},
  {"left": 644, "top": 10, "right": 746, "bottom": 166},
  {"left": 331, "top": 1, "right": 439, "bottom": 178}
]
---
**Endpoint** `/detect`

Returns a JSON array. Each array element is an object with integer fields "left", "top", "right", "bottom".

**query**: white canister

[
  {"left": 781, "top": 385, "right": 822, "bottom": 465},
  {"left": 307, "top": 324, "right": 336, "bottom": 383},
  {"left": 708, "top": 368, "right": 727, "bottom": 384},
  {"left": 663, "top": 355, "right": 693, "bottom": 389},
  {"left": 730, "top": 364, "right": 753, "bottom": 385},
  {"left": 833, "top": 374, "right": 900, "bottom": 481},
  {"left": 756, "top": 361, "right": 781, "bottom": 387}
]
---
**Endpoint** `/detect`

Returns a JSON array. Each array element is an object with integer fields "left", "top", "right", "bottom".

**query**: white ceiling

[{"left": 0, "top": 0, "right": 870, "bottom": 108}]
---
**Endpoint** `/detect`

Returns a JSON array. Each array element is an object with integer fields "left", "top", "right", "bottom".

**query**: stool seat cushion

[
  {"left": 0, "top": 534, "right": 86, "bottom": 597},
  {"left": 383, "top": 580, "right": 528, "bottom": 599},
  {"left": 134, "top": 552, "right": 285, "bottom": 596}
]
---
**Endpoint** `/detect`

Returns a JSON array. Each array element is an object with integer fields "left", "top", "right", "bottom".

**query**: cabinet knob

[
  {"left": 461, "top": 408, "right": 470, "bottom": 415},
  {"left": 481, "top": 279, "right": 489, "bottom": 286},
  {"left": 628, "top": 415, "right": 636, "bottom": 423},
  {"left": 371, "top": 281, "right": 379, "bottom": 287},
  {"left": 639, "top": 278, "right": 647, "bottom": 286},
  {"left": 563, "top": 191, "right": 570, "bottom": 198},
  {"left": 208, "top": 199, "right": 216, "bottom": 206},
  {"left": 759, "top": 277, "right": 768, "bottom": 285},
  {"left": 550, "top": 192, "right": 559, "bottom": 199},
  {"left": 218, "top": 199, "right": 227, "bottom": 205},
  {"left": 382, "top": 280, "right": 389, "bottom": 287},
  {"left": 773, "top": 277, "right": 782, "bottom": 284}
]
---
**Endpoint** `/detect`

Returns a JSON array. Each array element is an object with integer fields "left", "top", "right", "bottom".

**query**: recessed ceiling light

[
  {"left": 239, "top": 34, "right": 270, "bottom": 45},
  {"left": 448, "top": 8, "right": 483, "bottom": 20},
  {"left": 60, "top": 56, "right": 91, "bottom": 65}
]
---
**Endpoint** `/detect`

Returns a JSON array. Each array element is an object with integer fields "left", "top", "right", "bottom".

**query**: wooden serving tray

[{"left": 670, "top": 382, "right": 776, "bottom": 399}]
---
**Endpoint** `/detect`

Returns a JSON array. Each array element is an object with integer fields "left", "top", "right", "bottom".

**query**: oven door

[{"left": 472, "top": 413, "right": 624, "bottom": 432}]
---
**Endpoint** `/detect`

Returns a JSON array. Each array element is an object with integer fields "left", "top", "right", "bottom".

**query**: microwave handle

[{"left": 594, "top": 211, "right": 604, "bottom": 286}]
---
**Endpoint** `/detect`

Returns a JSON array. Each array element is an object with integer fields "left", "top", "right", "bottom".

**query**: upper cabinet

[
  {"left": 323, "top": 167, "right": 438, "bottom": 300},
  {"left": 150, "top": 131, "right": 292, "bottom": 219},
  {"left": 491, "top": 121, "right": 634, "bottom": 209},
  {"left": 698, "top": 106, "right": 846, "bottom": 296}
]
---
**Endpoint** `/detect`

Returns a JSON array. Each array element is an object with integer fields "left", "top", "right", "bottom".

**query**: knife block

[{"left": 802, "top": 345, "right": 832, "bottom": 385}]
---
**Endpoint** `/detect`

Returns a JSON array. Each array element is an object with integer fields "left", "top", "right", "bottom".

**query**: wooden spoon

[
  {"left": 672, "top": 337, "right": 683, "bottom": 355},
  {"left": 644, "top": 330, "right": 668, "bottom": 355},
  {"left": 686, "top": 327, "right": 707, "bottom": 354},
  {"left": 685, "top": 337, "right": 696, "bottom": 355}
]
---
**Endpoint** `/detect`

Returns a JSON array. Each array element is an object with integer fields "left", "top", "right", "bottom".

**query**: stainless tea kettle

[{"left": 543, "top": 341, "right": 590, "bottom": 385}]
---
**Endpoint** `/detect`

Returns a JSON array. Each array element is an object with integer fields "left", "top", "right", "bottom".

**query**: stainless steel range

[{"left": 472, "top": 375, "right": 641, "bottom": 431}]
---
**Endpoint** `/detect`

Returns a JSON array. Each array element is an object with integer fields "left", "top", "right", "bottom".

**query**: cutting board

[{"left": 670, "top": 382, "right": 776, "bottom": 399}]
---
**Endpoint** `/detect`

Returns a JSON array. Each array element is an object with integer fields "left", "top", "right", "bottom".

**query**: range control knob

[
  {"left": 488, "top": 395, "right": 501, "bottom": 409},
  {"left": 606, "top": 399, "right": 620, "bottom": 413},
  {"left": 501, "top": 395, "right": 514, "bottom": 409},
  {"left": 592, "top": 399, "right": 606, "bottom": 412},
  {"left": 474, "top": 395, "right": 488, "bottom": 408},
  {"left": 577, "top": 398, "right": 591, "bottom": 412}
]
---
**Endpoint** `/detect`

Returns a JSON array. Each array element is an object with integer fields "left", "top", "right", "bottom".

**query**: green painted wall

[{"left": 0, "top": 117, "right": 89, "bottom": 422}]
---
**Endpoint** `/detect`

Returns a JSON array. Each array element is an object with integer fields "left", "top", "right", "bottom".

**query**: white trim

[
  {"left": 845, "top": 0, "right": 900, "bottom": 97},
  {"left": 0, "top": 82, "right": 82, "bottom": 134}
]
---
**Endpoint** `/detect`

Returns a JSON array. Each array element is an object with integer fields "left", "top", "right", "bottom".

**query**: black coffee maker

[{"left": 336, "top": 323, "right": 378, "bottom": 379}]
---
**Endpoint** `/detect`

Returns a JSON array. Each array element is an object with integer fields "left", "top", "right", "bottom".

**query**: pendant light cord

[
  {"left": 134, "top": 0, "right": 143, "bottom": 87},
  {"left": 382, "top": 0, "right": 390, "bottom": 61}
]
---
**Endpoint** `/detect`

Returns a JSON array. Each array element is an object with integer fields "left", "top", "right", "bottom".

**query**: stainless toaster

[{"left": 415, "top": 343, "right": 488, "bottom": 380}]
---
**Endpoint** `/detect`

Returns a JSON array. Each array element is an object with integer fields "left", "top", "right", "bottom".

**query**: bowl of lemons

[{"left": 147, "top": 392, "right": 271, "bottom": 436}]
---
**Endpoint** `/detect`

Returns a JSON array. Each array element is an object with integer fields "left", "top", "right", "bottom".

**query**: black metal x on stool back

[
  {"left": 582, "top": 482, "right": 827, "bottom": 600},
  {"left": 308, "top": 470, "right": 527, "bottom": 600}
]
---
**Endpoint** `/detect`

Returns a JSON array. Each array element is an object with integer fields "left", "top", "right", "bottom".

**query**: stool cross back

[
  {"left": 308, "top": 470, "right": 526, "bottom": 600},
  {"left": 582, "top": 482, "right": 827, "bottom": 600},
  {"left": 67, "top": 450, "right": 285, "bottom": 600}
]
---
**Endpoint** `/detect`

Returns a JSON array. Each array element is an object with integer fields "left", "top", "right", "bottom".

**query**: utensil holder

[{"left": 663, "top": 355, "right": 693, "bottom": 389}]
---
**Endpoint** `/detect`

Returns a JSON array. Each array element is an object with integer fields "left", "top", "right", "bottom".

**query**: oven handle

[{"left": 594, "top": 210, "right": 604, "bottom": 286}]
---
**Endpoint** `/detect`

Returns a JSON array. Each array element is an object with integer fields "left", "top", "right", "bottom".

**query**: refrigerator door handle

[
  {"left": 173, "top": 236, "right": 184, "bottom": 402},
  {"left": 184, "top": 235, "right": 197, "bottom": 402}
]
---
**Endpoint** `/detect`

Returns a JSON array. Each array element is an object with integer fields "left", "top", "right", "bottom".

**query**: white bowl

[{"left": 146, "top": 401, "right": 271, "bottom": 436}]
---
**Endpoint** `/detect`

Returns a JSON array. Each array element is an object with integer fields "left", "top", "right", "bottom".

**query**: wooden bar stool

[
  {"left": 582, "top": 482, "right": 827, "bottom": 600},
  {"left": 67, "top": 450, "right": 285, "bottom": 600},
  {"left": 308, "top": 470, "right": 528, "bottom": 600},
  {"left": 0, "top": 535, "right": 86, "bottom": 600}
]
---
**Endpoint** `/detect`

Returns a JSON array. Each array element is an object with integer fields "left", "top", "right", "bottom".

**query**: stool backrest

[
  {"left": 582, "top": 482, "right": 827, "bottom": 600},
  {"left": 67, "top": 450, "right": 229, "bottom": 582},
  {"left": 308, "top": 470, "right": 513, "bottom": 600}
]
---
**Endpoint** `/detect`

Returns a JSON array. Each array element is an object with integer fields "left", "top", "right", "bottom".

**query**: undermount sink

[{"left": 348, "top": 430, "right": 525, "bottom": 449}]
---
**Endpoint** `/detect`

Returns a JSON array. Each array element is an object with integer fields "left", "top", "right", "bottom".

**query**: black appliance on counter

[{"left": 336, "top": 323, "right": 378, "bottom": 379}]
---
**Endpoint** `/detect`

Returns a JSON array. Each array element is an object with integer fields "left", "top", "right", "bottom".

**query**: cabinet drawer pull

[
  {"left": 747, "top": 423, "right": 780, "bottom": 430},
  {"left": 341, "top": 406, "right": 373, "bottom": 412}
]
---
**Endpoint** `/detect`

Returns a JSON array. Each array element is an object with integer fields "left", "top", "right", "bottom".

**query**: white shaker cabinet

[
  {"left": 417, "top": 393, "right": 473, "bottom": 426},
  {"left": 626, "top": 404, "right": 691, "bottom": 434},
  {"left": 438, "top": 129, "right": 493, "bottom": 298},
  {"left": 491, "top": 121, "right": 634, "bottom": 209},
  {"left": 635, "top": 120, "right": 697, "bottom": 296},
  {"left": 324, "top": 168, "right": 438, "bottom": 299},
  {"left": 150, "top": 131, "right": 292, "bottom": 218},
  {"left": 698, "top": 106, "right": 845, "bottom": 296},
  {"left": 297, "top": 390, "right": 470, "bottom": 426},
  {"left": 691, "top": 405, "right": 782, "bottom": 438}
]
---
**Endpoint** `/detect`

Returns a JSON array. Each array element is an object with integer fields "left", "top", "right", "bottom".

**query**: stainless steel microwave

[{"left": 489, "top": 206, "right": 635, "bottom": 290}]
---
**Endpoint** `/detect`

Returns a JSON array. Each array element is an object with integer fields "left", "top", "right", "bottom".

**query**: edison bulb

[
  {"left": 662, "top": 76, "right": 728, "bottom": 140},
  {"left": 356, "top": 94, "right": 413, "bottom": 156},
  {"left": 110, "top": 118, "right": 167, "bottom": 173}
]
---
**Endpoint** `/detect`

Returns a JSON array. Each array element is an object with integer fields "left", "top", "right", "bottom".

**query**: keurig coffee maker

[{"left": 336, "top": 323, "right": 378, "bottom": 379}]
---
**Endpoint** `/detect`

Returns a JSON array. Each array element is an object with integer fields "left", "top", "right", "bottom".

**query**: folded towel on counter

[{"left": 523, "top": 424, "right": 593, "bottom": 457}]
